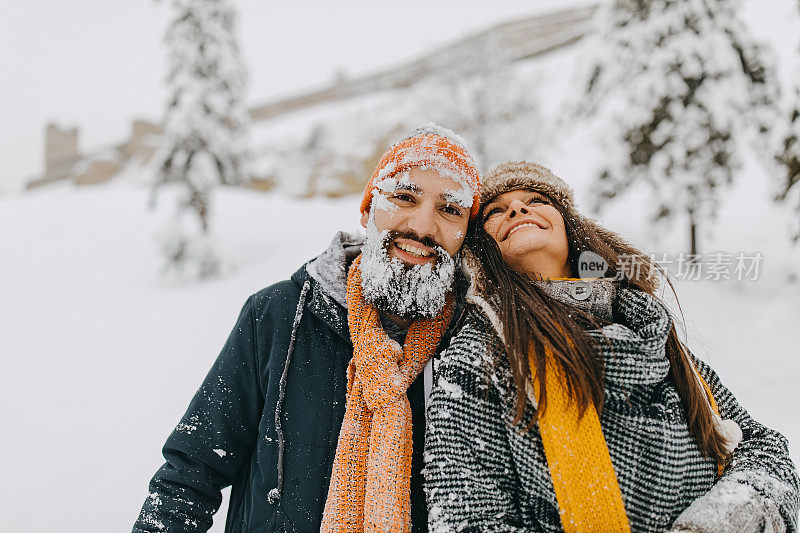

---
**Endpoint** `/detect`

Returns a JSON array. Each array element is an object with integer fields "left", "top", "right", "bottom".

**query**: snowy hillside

[
  {"left": 241, "top": 0, "right": 800, "bottom": 207},
  {"left": 1, "top": 175, "right": 798, "bottom": 531}
]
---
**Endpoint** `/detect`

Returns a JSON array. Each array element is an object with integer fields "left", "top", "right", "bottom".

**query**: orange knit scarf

[{"left": 321, "top": 254, "right": 455, "bottom": 532}]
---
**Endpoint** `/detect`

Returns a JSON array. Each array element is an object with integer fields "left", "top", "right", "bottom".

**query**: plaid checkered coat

[{"left": 425, "top": 280, "right": 799, "bottom": 532}]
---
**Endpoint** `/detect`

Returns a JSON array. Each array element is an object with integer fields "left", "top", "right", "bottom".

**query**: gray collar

[
  {"left": 306, "top": 231, "right": 364, "bottom": 308},
  {"left": 534, "top": 279, "right": 676, "bottom": 391},
  {"left": 534, "top": 278, "right": 617, "bottom": 322}
]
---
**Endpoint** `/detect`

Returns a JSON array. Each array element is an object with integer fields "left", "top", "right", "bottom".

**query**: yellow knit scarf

[
  {"left": 531, "top": 347, "right": 631, "bottom": 532},
  {"left": 321, "top": 254, "right": 454, "bottom": 532},
  {"left": 530, "top": 347, "right": 724, "bottom": 533}
]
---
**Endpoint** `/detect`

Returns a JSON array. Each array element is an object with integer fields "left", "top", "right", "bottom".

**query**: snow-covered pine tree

[
  {"left": 776, "top": 0, "right": 800, "bottom": 241},
  {"left": 574, "top": 0, "right": 779, "bottom": 254},
  {"left": 151, "top": 0, "right": 250, "bottom": 278}
]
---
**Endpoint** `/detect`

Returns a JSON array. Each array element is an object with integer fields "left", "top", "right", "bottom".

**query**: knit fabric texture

[
  {"left": 425, "top": 281, "right": 800, "bottom": 532},
  {"left": 530, "top": 344, "right": 631, "bottom": 532},
  {"left": 360, "top": 130, "right": 482, "bottom": 220},
  {"left": 481, "top": 161, "right": 576, "bottom": 210},
  {"left": 321, "top": 254, "right": 455, "bottom": 532}
]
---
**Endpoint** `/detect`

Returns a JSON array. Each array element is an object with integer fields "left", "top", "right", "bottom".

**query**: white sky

[
  {"left": 0, "top": 0, "right": 591, "bottom": 192},
  {"left": 1, "top": 0, "right": 797, "bottom": 192}
]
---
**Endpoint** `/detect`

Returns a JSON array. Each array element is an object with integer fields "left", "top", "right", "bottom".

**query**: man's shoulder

[
  {"left": 247, "top": 266, "right": 310, "bottom": 320},
  {"left": 244, "top": 261, "right": 352, "bottom": 347},
  {"left": 251, "top": 277, "right": 302, "bottom": 303},
  {"left": 247, "top": 262, "right": 345, "bottom": 319}
]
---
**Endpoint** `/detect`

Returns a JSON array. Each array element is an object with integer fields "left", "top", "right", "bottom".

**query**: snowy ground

[
  {"left": 0, "top": 184, "right": 364, "bottom": 531},
  {"left": 1, "top": 175, "right": 798, "bottom": 531}
]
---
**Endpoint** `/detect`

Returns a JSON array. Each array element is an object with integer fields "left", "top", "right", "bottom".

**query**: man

[{"left": 132, "top": 124, "right": 482, "bottom": 533}]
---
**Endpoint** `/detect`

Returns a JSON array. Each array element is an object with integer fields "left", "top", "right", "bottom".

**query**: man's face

[
  {"left": 360, "top": 167, "right": 470, "bottom": 262},
  {"left": 359, "top": 167, "right": 472, "bottom": 319}
]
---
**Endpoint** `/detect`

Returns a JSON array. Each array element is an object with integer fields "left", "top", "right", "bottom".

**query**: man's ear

[{"left": 360, "top": 210, "right": 369, "bottom": 228}]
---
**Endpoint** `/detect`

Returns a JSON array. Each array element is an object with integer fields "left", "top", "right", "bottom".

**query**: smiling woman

[
  {"left": 481, "top": 188, "right": 571, "bottom": 279},
  {"left": 425, "top": 161, "right": 800, "bottom": 532}
]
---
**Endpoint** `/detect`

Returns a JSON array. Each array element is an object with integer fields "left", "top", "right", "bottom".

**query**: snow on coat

[{"left": 424, "top": 279, "right": 799, "bottom": 532}]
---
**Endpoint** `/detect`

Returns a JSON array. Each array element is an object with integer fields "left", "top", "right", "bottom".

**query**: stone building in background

[{"left": 29, "top": 120, "right": 162, "bottom": 190}]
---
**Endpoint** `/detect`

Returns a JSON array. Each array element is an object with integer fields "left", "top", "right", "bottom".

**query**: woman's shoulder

[
  {"left": 438, "top": 304, "right": 514, "bottom": 390},
  {"left": 434, "top": 305, "right": 519, "bottom": 415},
  {"left": 445, "top": 305, "right": 505, "bottom": 358}
]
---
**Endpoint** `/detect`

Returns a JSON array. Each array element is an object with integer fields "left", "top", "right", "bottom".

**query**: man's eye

[
  {"left": 392, "top": 193, "right": 414, "bottom": 203},
  {"left": 441, "top": 204, "right": 463, "bottom": 217}
]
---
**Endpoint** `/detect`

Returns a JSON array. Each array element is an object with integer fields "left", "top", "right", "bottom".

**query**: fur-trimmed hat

[
  {"left": 360, "top": 124, "right": 482, "bottom": 220},
  {"left": 481, "top": 161, "right": 576, "bottom": 211},
  {"left": 476, "top": 161, "right": 661, "bottom": 293}
]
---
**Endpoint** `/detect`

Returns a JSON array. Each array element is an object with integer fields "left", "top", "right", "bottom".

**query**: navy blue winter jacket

[{"left": 132, "top": 233, "right": 466, "bottom": 532}]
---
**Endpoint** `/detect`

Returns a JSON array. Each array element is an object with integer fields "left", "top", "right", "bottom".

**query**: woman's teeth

[
  {"left": 509, "top": 223, "right": 540, "bottom": 236},
  {"left": 396, "top": 242, "right": 432, "bottom": 258}
]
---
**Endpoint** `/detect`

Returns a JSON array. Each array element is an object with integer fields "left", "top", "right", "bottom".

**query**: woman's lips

[{"left": 503, "top": 219, "right": 546, "bottom": 241}]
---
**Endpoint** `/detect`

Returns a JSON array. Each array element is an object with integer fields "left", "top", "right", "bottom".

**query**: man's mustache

[{"left": 384, "top": 230, "right": 444, "bottom": 258}]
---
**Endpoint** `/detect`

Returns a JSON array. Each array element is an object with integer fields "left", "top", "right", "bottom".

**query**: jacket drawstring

[{"left": 268, "top": 280, "right": 311, "bottom": 504}]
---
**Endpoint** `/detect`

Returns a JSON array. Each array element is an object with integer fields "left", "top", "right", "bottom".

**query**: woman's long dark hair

[{"left": 470, "top": 194, "right": 731, "bottom": 465}]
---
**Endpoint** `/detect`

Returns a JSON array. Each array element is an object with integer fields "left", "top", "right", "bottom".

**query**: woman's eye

[
  {"left": 484, "top": 207, "right": 503, "bottom": 220},
  {"left": 528, "top": 197, "right": 548, "bottom": 205}
]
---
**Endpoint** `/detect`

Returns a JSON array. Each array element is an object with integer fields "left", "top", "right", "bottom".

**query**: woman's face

[{"left": 482, "top": 189, "right": 571, "bottom": 279}]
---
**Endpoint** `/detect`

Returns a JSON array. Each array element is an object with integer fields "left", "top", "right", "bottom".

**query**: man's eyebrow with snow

[
  {"left": 395, "top": 142, "right": 476, "bottom": 209},
  {"left": 377, "top": 170, "right": 473, "bottom": 205},
  {"left": 374, "top": 170, "right": 414, "bottom": 194},
  {"left": 442, "top": 187, "right": 473, "bottom": 209},
  {"left": 372, "top": 172, "right": 415, "bottom": 213}
]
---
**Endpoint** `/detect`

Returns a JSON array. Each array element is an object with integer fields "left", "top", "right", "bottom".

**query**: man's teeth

[
  {"left": 396, "top": 242, "right": 433, "bottom": 258},
  {"left": 509, "top": 223, "right": 540, "bottom": 236}
]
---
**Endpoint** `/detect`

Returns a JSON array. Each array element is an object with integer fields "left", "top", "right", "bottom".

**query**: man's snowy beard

[{"left": 360, "top": 210, "right": 458, "bottom": 320}]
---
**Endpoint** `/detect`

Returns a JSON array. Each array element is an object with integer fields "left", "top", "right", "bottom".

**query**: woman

[{"left": 425, "top": 162, "right": 799, "bottom": 532}]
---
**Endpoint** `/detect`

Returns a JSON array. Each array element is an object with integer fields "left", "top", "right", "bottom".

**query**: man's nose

[
  {"left": 508, "top": 199, "right": 529, "bottom": 219},
  {"left": 406, "top": 206, "right": 437, "bottom": 239}
]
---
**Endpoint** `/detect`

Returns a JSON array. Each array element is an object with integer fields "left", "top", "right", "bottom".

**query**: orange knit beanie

[{"left": 360, "top": 124, "right": 482, "bottom": 220}]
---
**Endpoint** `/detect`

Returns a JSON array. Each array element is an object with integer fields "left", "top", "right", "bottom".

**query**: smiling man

[
  {"left": 357, "top": 166, "right": 472, "bottom": 327},
  {"left": 133, "top": 125, "right": 481, "bottom": 533}
]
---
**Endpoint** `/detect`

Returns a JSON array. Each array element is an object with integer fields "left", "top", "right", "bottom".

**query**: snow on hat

[
  {"left": 479, "top": 161, "right": 661, "bottom": 292},
  {"left": 360, "top": 124, "right": 482, "bottom": 220}
]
